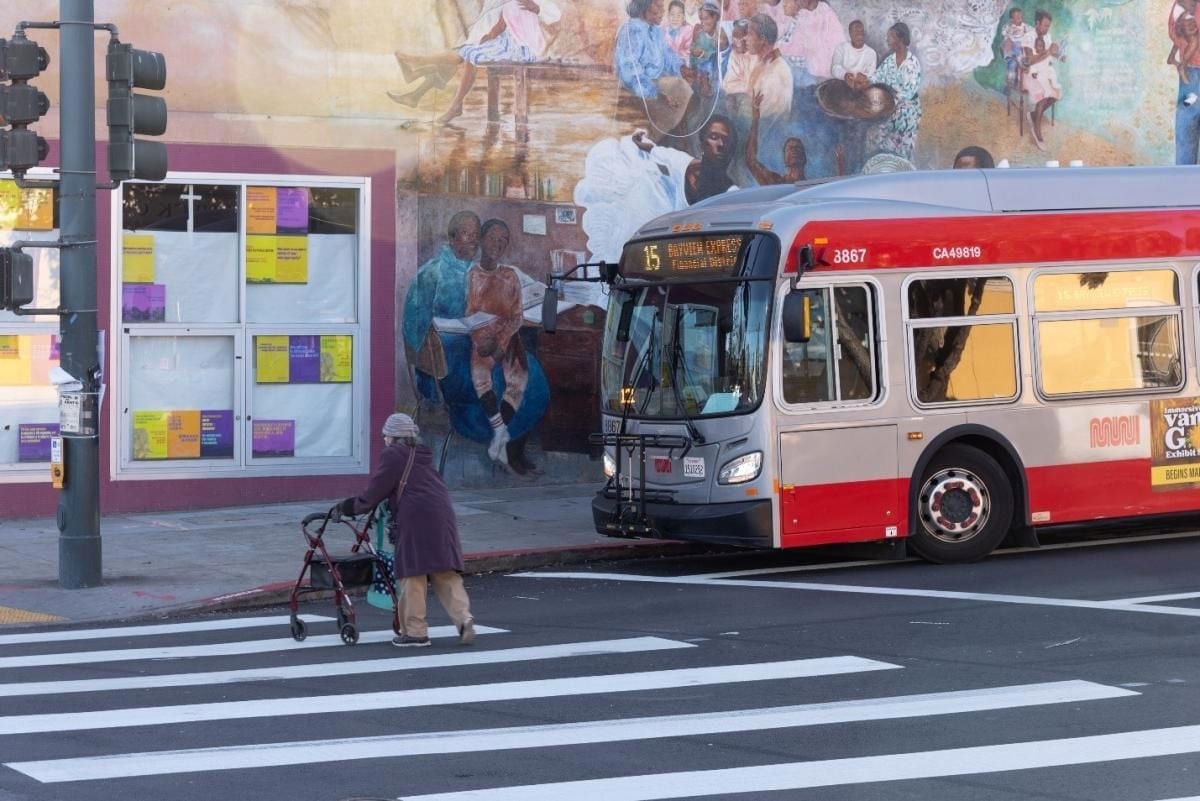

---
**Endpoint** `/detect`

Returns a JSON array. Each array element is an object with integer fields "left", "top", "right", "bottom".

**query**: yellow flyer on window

[
  {"left": 319, "top": 336, "right": 352, "bottom": 383},
  {"left": 0, "top": 335, "right": 32, "bottom": 386},
  {"left": 132, "top": 411, "right": 170, "bottom": 460},
  {"left": 20, "top": 187, "right": 54, "bottom": 230},
  {"left": 246, "top": 187, "right": 277, "bottom": 235},
  {"left": 167, "top": 410, "right": 201, "bottom": 459},
  {"left": 0, "top": 180, "right": 20, "bottom": 228},
  {"left": 256, "top": 335, "right": 290, "bottom": 383},
  {"left": 274, "top": 236, "right": 308, "bottom": 283},
  {"left": 245, "top": 235, "right": 277, "bottom": 283},
  {"left": 122, "top": 234, "right": 156, "bottom": 283}
]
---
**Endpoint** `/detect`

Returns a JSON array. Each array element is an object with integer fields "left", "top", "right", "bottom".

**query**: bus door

[{"left": 777, "top": 284, "right": 900, "bottom": 546}]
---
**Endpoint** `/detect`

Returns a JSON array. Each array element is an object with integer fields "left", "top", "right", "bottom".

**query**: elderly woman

[
  {"left": 867, "top": 21, "right": 922, "bottom": 162},
  {"left": 617, "top": 0, "right": 695, "bottom": 133},
  {"left": 340, "top": 413, "right": 476, "bottom": 648}
]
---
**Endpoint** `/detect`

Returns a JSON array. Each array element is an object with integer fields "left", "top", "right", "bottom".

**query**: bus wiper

[
  {"left": 667, "top": 307, "right": 705, "bottom": 445},
  {"left": 623, "top": 302, "right": 659, "bottom": 428}
]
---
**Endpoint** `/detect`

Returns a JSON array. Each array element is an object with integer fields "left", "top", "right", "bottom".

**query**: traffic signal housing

[
  {"left": 0, "top": 33, "right": 50, "bottom": 178},
  {"left": 106, "top": 41, "right": 167, "bottom": 183},
  {"left": 0, "top": 247, "right": 34, "bottom": 311}
]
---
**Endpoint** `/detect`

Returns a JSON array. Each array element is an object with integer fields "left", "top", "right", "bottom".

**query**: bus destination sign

[{"left": 623, "top": 234, "right": 749, "bottom": 279}]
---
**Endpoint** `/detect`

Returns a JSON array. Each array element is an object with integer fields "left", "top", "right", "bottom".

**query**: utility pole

[{"left": 56, "top": 0, "right": 101, "bottom": 588}]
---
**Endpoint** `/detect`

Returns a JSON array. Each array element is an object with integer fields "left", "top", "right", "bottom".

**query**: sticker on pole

[
  {"left": 683, "top": 456, "right": 705, "bottom": 478},
  {"left": 59, "top": 393, "right": 82, "bottom": 434}
]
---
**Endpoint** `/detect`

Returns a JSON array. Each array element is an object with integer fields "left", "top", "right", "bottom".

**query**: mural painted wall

[{"left": 0, "top": 1, "right": 1191, "bottom": 488}]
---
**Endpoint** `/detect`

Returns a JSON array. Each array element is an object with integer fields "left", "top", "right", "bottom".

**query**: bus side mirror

[
  {"left": 602, "top": 261, "right": 619, "bottom": 283},
  {"left": 782, "top": 291, "right": 811, "bottom": 343},
  {"left": 616, "top": 295, "right": 635, "bottom": 343},
  {"left": 541, "top": 282, "right": 559, "bottom": 334}
]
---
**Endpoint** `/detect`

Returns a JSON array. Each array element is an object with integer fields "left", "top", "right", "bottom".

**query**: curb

[{"left": 157, "top": 538, "right": 704, "bottom": 618}]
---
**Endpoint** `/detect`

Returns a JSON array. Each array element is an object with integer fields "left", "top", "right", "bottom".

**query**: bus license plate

[{"left": 683, "top": 457, "right": 705, "bottom": 478}]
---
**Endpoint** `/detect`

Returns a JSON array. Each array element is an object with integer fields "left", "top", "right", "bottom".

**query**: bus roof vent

[
  {"left": 982, "top": 165, "right": 1200, "bottom": 212},
  {"left": 786, "top": 170, "right": 993, "bottom": 212}
]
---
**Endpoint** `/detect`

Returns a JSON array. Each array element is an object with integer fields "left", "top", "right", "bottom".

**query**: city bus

[{"left": 545, "top": 166, "right": 1200, "bottom": 563}]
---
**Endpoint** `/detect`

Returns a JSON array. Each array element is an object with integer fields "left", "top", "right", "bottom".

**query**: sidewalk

[{"left": 0, "top": 482, "right": 697, "bottom": 627}]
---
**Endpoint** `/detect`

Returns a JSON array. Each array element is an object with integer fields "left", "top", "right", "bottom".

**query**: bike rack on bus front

[{"left": 589, "top": 432, "right": 692, "bottom": 538}]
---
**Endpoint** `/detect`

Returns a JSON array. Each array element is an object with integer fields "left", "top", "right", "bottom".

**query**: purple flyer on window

[
  {"left": 253, "top": 419, "right": 295, "bottom": 458},
  {"left": 200, "top": 410, "right": 234, "bottom": 459},
  {"left": 122, "top": 284, "right": 166, "bottom": 322},
  {"left": 288, "top": 335, "right": 320, "bottom": 384},
  {"left": 276, "top": 187, "right": 309, "bottom": 233},
  {"left": 18, "top": 423, "right": 59, "bottom": 462}
]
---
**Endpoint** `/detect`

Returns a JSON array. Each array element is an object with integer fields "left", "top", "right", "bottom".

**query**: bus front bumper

[{"left": 592, "top": 492, "right": 773, "bottom": 548}]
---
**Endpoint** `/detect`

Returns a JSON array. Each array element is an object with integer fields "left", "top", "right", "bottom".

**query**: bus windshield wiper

[
  {"left": 622, "top": 299, "right": 659, "bottom": 428},
  {"left": 667, "top": 305, "right": 704, "bottom": 445}
]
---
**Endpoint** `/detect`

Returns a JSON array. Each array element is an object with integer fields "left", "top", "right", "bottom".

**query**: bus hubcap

[{"left": 919, "top": 467, "right": 990, "bottom": 543}]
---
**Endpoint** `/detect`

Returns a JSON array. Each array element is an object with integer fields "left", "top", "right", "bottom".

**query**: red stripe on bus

[
  {"left": 778, "top": 459, "right": 1200, "bottom": 549},
  {"left": 1028, "top": 459, "right": 1200, "bottom": 524},
  {"left": 786, "top": 210, "right": 1200, "bottom": 273}
]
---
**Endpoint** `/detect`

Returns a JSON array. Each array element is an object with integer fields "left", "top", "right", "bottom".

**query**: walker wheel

[
  {"left": 340, "top": 623, "right": 359, "bottom": 645},
  {"left": 290, "top": 617, "right": 307, "bottom": 641}
]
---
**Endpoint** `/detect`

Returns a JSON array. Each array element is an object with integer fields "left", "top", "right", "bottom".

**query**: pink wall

[{"left": 1, "top": 143, "right": 397, "bottom": 518}]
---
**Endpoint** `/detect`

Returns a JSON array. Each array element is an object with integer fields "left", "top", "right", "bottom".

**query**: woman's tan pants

[{"left": 398, "top": 571, "right": 472, "bottom": 638}]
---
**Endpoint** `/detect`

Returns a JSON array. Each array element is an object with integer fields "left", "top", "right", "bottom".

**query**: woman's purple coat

[{"left": 349, "top": 443, "right": 464, "bottom": 578}]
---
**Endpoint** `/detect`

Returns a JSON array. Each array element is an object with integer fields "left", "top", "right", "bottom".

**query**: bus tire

[{"left": 910, "top": 444, "right": 1013, "bottom": 564}]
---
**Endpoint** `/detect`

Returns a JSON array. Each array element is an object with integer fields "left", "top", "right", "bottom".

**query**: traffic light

[
  {"left": 0, "top": 33, "right": 50, "bottom": 178},
  {"left": 0, "top": 247, "right": 33, "bottom": 311},
  {"left": 106, "top": 41, "right": 167, "bottom": 183}
]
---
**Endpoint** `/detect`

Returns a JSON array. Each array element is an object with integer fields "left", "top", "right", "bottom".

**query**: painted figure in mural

[
  {"left": 1172, "top": 0, "right": 1200, "bottom": 164},
  {"left": 664, "top": 1, "right": 696, "bottom": 61},
  {"left": 1171, "top": 13, "right": 1200, "bottom": 85},
  {"left": 690, "top": 2, "right": 726, "bottom": 96},
  {"left": 747, "top": 91, "right": 806, "bottom": 184},
  {"left": 617, "top": 0, "right": 695, "bottom": 136},
  {"left": 404, "top": 211, "right": 550, "bottom": 474},
  {"left": 953, "top": 146, "right": 995, "bottom": 169},
  {"left": 1001, "top": 8, "right": 1031, "bottom": 87},
  {"left": 466, "top": 219, "right": 538, "bottom": 473},
  {"left": 745, "top": 14, "right": 792, "bottom": 124},
  {"left": 867, "top": 22, "right": 922, "bottom": 162},
  {"left": 1022, "top": 11, "right": 1062, "bottom": 152},
  {"left": 431, "top": 0, "right": 563, "bottom": 124},
  {"left": 634, "top": 115, "right": 738, "bottom": 203},
  {"left": 722, "top": 19, "right": 758, "bottom": 99},
  {"left": 831, "top": 20, "right": 877, "bottom": 91},
  {"left": 789, "top": 0, "right": 846, "bottom": 82}
]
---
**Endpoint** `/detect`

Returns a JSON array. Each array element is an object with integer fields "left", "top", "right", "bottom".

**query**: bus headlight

[
  {"left": 718, "top": 452, "right": 762, "bottom": 485},
  {"left": 603, "top": 451, "right": 616, "bottom": 478}
]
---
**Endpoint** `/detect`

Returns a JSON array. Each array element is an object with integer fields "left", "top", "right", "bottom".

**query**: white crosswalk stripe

[
  {"left": 0, "top": 623, "right": 508, "bottom": 669},
  {"left": 0, "top": 614, "right": 333, "bottom": 646},
  {"left": 0, "top": 636, "right": 692, "bottom": 698}
]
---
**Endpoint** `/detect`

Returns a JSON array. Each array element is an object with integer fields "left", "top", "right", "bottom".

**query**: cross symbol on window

[{"left": 179, "top": 185, "right": 200, "bottom": 234}]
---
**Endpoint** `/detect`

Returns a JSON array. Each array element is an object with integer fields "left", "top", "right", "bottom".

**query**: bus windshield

[{"left": 601, "top": 233, "right": 778, "bottom": 419}]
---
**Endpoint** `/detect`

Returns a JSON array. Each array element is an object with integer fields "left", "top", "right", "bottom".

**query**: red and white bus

[{"left": 564, "top": 166, "right": 1200, "bottom": 563}]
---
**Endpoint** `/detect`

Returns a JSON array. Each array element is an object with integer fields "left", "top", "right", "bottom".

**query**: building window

[
  {"left": 1033, "top": 269, "right": 1183, "bottom": 398},
  {"left": 113, "top": 175, "right": 370, "bottom": 479},
  {"left": 781, "top": 284, "right": 879, "bottom": 406},
  {"left": 0, "top": 174, "right": 61, "bottom": 480},
  {"left": 905, "top": 275, "right": 1019, "bottom": 406}
]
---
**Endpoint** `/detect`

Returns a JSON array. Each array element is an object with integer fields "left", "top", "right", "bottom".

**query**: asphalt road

[{"left": 3, "top": 532, "right": 1200, "bottom": 800}]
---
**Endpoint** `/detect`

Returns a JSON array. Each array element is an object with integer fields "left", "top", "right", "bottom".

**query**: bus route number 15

[{"left": 831, "top": 248, "right": 867, "bottom": 265}]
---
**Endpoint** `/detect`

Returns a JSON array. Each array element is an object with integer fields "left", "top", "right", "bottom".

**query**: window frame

[
  {"left": 109, "top": 171, "right": 372, "bottom": 481},
  {"left": 774, "top": 277, "right": 886, "bottom": 413},
  {"left": 901, "top": 271, "right": 1022, "bottom": 410},
  {"left": 1030, "top": 264, "right": 1186, "bottom": 402},
  {"left": 0, "top": 167, "right": 63, "bottom": 482}
]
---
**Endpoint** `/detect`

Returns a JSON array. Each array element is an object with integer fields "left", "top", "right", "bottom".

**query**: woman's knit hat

[{"left": 381, "top": 413, "right": 420, "bottom": 439}]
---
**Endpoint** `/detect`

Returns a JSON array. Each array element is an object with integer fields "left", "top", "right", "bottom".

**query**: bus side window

[{"left": 781, "top": 285, "right": 877, "bottom": 405}]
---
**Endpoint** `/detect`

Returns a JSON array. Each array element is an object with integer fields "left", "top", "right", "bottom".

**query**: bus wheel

[{"left": 911, "top": 444, "right": 1013, "bottom": 564}]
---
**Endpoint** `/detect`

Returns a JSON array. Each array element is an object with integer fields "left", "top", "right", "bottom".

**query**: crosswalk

[{"left": 0, "top": 611, "right": 1196, "bottom": 799}]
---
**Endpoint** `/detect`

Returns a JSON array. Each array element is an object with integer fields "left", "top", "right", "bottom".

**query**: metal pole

[{"left": 57, "top": 0, "right": 101, "bottom": 588}]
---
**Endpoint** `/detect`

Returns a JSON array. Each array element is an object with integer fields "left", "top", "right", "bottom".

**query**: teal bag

[{"left": 367, "top": 504, "right": 396, "bottom": 610}]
